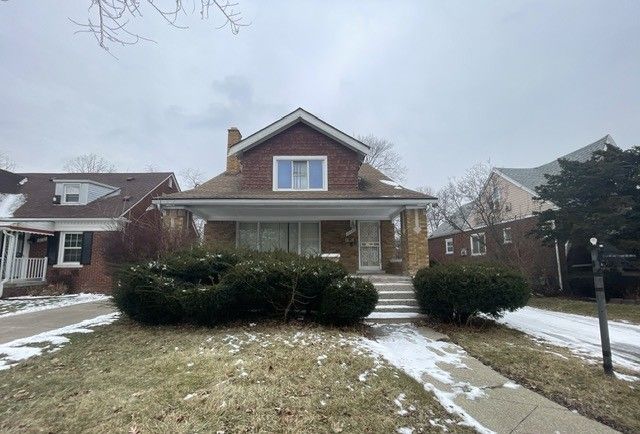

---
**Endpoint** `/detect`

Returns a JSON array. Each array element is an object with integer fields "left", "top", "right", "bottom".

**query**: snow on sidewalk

[
  {"left": 359, "top": 324, "right": 496, "bottom": 434},
  {"left": 0, "top": 312, "right": 120, "bottom": 370},
  {"left": 0, "top": 293, "right": 110, "bottom": 318},
  {"left": 499, "top": 306, "right": 640, "bottom": 374}
]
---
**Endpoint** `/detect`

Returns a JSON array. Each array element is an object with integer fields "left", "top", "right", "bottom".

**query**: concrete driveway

[{"left": 0, "top": 300, "right": 117, "bottom": 345}]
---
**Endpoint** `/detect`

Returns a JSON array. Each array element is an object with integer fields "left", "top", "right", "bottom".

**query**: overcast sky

[{"left": 1, "top": 1, "right": 638, "bottom": 190}]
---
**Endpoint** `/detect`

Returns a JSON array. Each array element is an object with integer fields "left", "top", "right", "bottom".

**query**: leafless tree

[
  {"left": 143, "top": 164, "right": 158, "bottom": 173},
  {"left": 416, "top": 186, "right": 443, "bottom": 233},
  {"left": 359, "top": 135, "right": 407, "bottom": 182},
  {"left": 63, "top": 0, "right": 248, "bottom": 55},
  {"left": 179, "top": 167, "right": 205, "bottom": 189},
  {"left": 63, "top": 153, "right": 117, "bottom": 173},
  {"left": 0, "top": 151, "right": 16, "bottom": 171}
]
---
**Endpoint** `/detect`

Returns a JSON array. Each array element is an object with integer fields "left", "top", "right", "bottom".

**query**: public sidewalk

[{"left": 362, "top": 324, "right": 617, "bottom": 434}]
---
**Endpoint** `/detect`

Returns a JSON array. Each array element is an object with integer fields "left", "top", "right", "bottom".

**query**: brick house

[
  {"left": 155, "top": 108, "right": 435, "bottom": 274},
  {"left": 0, "top": 171, "right": 185, "bottom": 297},
  {"left": 428, "top": 135, "right": 614, "bottom": 292}
]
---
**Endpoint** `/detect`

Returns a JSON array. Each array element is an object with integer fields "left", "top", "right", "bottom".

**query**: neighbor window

[
  {"left": 445, "top": 238, "right": 454, "bottom": 255},
  {"left": 274, "top": 157, "right": 327, "bottom": 190},
  {"left": 470, "top": 233, "right": 486, "bottom": 256},
  {"left": 237, "top": 222, "right": 320, "bottom": 255},
  {"left": 63, "top": 184, "right": 81, "bottom": 203},
  {"left": 503, "top": 227, "right": 513, "bottom": 244},
  {"left": 60, "top": 232, "right": 83, "bottom": 264}
]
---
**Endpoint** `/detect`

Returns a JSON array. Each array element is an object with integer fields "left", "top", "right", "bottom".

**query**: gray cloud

[{"left": 0, "top": 0, "right": 638, "bottom": 189}]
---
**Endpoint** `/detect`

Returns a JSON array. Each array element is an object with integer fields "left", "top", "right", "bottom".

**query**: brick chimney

[{"left": 226, "top": 127, "right": 242, "bottom": 173}]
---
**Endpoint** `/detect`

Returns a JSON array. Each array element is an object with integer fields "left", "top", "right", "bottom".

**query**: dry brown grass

[
  {"left": 0, "top": 319, "right": 472, "bottom": 433},
  {"left": 429, "top": 319, "right": 640, "bottom": 434},
  {"left": 528, "top": 296, "right": 640, "bottom": 324}
]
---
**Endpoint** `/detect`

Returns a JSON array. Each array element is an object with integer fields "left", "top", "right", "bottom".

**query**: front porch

[
  {"left": 166, "top": 200, "right": 430, "bottom": 275},
  {"left": 1, "top": 229, "right": 50, "bottom": 296}
]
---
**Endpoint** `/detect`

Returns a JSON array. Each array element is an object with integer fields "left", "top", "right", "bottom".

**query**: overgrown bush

[
  {"left": 112, "top": 248, "right": 373, "bottom": 327},
  {"left": 413, "top": 263, "right": 530, "bottom": 323},
  {"left": 319, "top": 277, "right": 378, "bottom": 325}
]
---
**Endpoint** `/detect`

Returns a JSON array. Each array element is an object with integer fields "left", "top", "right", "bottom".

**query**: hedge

[
  {"left": 413, "top": 263, "right": 530, "bottom": 323},
  {"left": 113, "top": 248, "right": 376, "bottom": 326}
]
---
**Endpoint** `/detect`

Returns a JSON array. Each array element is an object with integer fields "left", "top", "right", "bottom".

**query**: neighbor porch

[{"left": 0, "top": 228, "right": 51, "bottom": 296}]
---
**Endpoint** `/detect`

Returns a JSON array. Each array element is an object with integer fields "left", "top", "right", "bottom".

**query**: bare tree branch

[
  {"left": 63, "top": 153, "right": 117, "bottom": 173},
  {"left": 179, "top": 167, "right": 204, "bottom": 189},
  {"left": 1, "top": 0, "right": 249, "bottom": 55},
  {"left": 359, "top": 134, "right": 407, "bottom": 182}
]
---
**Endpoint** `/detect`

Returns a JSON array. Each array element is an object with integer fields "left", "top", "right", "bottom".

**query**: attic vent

[
  {"left": 123, "top": 195, "right": 132, "bottom": 202},
  {"left": 126, "top": 177, "right": 135, "bottom": 181}
]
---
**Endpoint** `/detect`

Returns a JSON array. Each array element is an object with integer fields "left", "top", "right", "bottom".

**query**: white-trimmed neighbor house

[
  {"left": 155, "top": 108, "right": 436, "bottom": 275},
  {"left": 0, "top": 170, "right": 184, "bottom": 297}
]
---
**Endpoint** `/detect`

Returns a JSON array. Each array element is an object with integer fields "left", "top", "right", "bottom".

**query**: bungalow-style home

[
  {"left": 0, "top": 170, "right": 184, "bottom": 297},
  {"left": 428, "top": 135, "right": 614, "bottom": 291},
  {"left": 155, "top": 108, "right": 436, "bottom": 274}
]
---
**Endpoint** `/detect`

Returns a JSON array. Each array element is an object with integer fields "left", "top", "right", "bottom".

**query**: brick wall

[
  {"left": 428, "top": 216, "right": 563, "bottom": 291},
  {"left": 321, "top": 221, "right": 358, "bottom": 272},
  {"left": 401, "top": 209, "right": 429, "bottom": 275},
  {"left": 204, "top": 221, "right": 236, "bottom": 248},
  {"left": 239, "top": 123, "right": 362, "bottom": 191},
  {"left": 380, "top": 220, "right": 398, "bottom": 274}
]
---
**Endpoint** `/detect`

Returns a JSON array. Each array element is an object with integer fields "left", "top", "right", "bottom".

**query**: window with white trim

[
  {"left": 63, "top": 184, "right": 81, "bottom": 204},
  {"left": 273, "top": 156, "right": 327, "bottom": 191},
  {"left": 470, "top": 232, "right": 486, "bottom": 256},
  {"left": 503, "top": 227, "right": 513, "bottom": 244},
  {"left": 237, "top": 222, "right": 320, "bottom": 255},
  {"left": 445, "top": 238, "right": 454, "bottom": 255},
  {"left": 60, "top": 232, "right": 83, "bottom": 264}
]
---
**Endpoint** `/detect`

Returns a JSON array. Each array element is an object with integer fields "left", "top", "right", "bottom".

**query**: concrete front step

[
  {"left": 366, "top": 312, "right": 427, "bottom": 323},
  {"left": 377, "top": 298, "right": 419, "bottom": 306},
  {"left": 374, "top": 305, "right": 422, "bottom": 314}
]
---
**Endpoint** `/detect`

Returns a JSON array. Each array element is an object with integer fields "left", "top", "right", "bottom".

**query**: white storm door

[{"left": 358, "top": 221, "right": 381, "bottom": 270}]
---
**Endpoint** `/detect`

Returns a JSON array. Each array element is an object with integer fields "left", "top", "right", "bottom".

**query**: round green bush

[
  {"left": 178, "top": 285, "right": 237, "bottom": 326},
  {"left": 318, "top": 276, "right": 378, "bottom": 325},
  {"left": 413, "top": 263, "right": 530, "bottom": 323},
  {"left": 112, "top": 265, "right": 184, "bottom": 325},
  {"left": 162, "top": 247, "right": 241, "bottom": 284}
]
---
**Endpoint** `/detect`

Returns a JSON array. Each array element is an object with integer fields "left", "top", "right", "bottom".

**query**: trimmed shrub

[
  {"left": 319, "top": 277, "right": 378, "bottom": 325},
  {"left": 413, "top": 263, "right": 530, "bottom": 323},
  {"left": 113, "top": 265, "right": 184, "bottom": 325},
  {"left": 112, "top": 248, "right": 374, "bottom": 327}
]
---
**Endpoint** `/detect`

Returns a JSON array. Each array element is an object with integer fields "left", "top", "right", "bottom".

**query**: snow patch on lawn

[
  {"left": 0, "top": 293, "right": 111, "bottom": 318},
  {"left": 499, "top": 307, "right": 640, "bottom": 373},
  {"left": 0, "top": 312, "right": 119, "bottom": 370},
  {"left": 358, "top": 324, "right": 494, "bottom": 434}
]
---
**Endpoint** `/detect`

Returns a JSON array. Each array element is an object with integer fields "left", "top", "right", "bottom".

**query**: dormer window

[
  {"left": 63, "top": 184, "right": 81, "bottom": 204},
  {"left": 273, "top": 156, "right": 327, "bottom": 191}
]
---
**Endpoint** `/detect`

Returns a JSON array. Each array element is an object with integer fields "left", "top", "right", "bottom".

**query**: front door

[{"left": 358, "top": 221, "right": 381, "bottom": 270}]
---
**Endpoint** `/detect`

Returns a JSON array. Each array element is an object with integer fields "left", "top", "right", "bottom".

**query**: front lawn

[
  {"left": 0, "top": 319, "right": 471, "bottom": 433},
  {"left": 430, "top": 319, "right": 640, "bottom": 434},
  {"left": 529, "top": 296, "right": 640, "bottom": 324}
]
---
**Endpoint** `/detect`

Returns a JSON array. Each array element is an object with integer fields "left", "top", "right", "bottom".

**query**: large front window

[
  {"left": 237, "top": 222, "right": 320, "bottom": 255},
  {"left": 274, "top": 156, "right": 327, "bottom": 191}
]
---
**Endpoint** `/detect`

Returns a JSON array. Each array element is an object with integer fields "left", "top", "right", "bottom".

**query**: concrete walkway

[
  {"left": 364, "top": 324, "right": 617, "bottom": 434},
  {"left": 0, "top": 300, "right": 116, "bottom": 345}
]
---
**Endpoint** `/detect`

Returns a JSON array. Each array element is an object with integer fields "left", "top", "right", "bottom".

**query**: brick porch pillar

[{"left": 400, "top": 208, "right": 429, "bottom": 275}]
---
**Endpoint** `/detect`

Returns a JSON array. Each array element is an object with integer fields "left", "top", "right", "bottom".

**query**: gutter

[{"left": 153, "top": 198, "right": 436, "bottom": 207}]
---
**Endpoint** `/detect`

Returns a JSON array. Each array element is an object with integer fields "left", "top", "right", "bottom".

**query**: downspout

[{"left": 0, "top": 230, "right": 17, "bottom": 299}]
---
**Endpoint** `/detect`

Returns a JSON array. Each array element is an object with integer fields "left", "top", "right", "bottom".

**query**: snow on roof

[{"left": 0, "top": 193, "right": 26, "bottom": 218}]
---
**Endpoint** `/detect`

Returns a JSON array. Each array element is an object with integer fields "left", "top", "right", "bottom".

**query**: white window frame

[
  {"left": 62, "top": 183, "right": 82, "bottom": 204},
  {"left": 235, "top": 221, "right": 322, "bottom": 255},
  {"left": 470, "top": 232, "right": 486, "bottom": 256},
  {"left": 445, "top": 238, "right": 454, "bottom": 255},
  {"left": 57, "top": 232, "right": 83, "bottom": 267},
  {"left": 272, "top": 156, "right": 328, "bottom": 191},
  {"left": 503, "top": 227, "right": 513, "bottom": 244}
]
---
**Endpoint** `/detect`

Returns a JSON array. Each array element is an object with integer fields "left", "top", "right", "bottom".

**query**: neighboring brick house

[
  {"left": 0, "top": 171, "right": 184, "bottom": 297},
  {"left": 429, "top": 135, "right": 615, "bottom": 292},
  {"left": 155, "top": 108, "right": 435, "bottom": 274}
]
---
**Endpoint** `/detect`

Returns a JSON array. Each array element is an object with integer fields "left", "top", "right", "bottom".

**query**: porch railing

[{"left": 1, "top": 257, "right": 48, "bottom": 282}]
